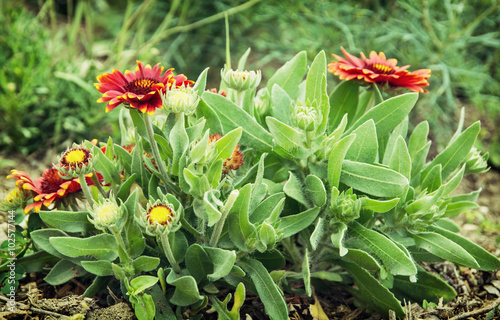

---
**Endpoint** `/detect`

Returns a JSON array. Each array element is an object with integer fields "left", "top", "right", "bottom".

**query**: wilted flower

[
  {"left": 7, "top": 168, "right": 103, "bottom": 213},
  {"left": 291, "top": 100, "right": 322, "bottom": 132},
  {"left": 95, "top": 61, "right": 193, "bottom": 115},
  {"left": 162, "top": 85, "right": 200, "bottom": 115},
  {"left": 209, "top": 134, "right": 244, "bottom": 174},
  {"left": 57, "top": 144, "right": 95, "bottom": 177},
  {"left": 221, "top": 68, "right": 261, "bottom": 91},
  {"left": 88, "top": 198, "right": 122, "bottom": 230},
  {"left": 328, "top": 47, "right": 431, "bottom": 93}
]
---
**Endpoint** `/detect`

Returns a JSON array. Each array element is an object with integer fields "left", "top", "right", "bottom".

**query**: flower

[
  {"left": 328, "top": 47, "right": 431, "bottom": 93},
  {"left": 57, "top": 144, "right": 95, "bottom": 177},
  {"left": 7, "top": 167, "right": 105, "bottom": 213},
  {"left": 209, "top": 134, "right": 244, "bottom": 174},
  {"left": 95, "top": 61, "right": 194, "bottom": 115},
  {"left": 162, "top": 85, "right": 200, "bottom": 115},
  {"left": 137, "top": 199, "right": 181, "bottom": 236},
  {"left": 221, "top": 69, "right": 261, "bottom": 91},
  {"left": 89, "top": 198, "right": 122, "bottom": 230}
]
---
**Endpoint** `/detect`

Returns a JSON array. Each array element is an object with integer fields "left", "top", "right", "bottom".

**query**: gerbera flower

[
  {"left": 7, "top": 168, "right": 104, "bottom": 213},
  {"left": 95, "top": 61, "right": 194, "bottom": 115},
  {"left": 328, "top": 47, "right": 431, "bottom": 93}
]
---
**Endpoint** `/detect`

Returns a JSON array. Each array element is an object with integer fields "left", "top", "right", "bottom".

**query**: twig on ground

[
  {"left": 0, "top": 294, "right": 70, "bottom": 319},
  {"left": 448, "top": 297, "right": 500, "bottom": 320}
]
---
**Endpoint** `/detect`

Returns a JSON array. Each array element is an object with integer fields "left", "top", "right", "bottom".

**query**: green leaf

[
  {"left": 337, "top": 260, "right": 405, "bottom": 317},
  {"left": 328, "top": 134, "right": 356, "bottom": 188},
  {"left": 202, "top": 92, "right": 274, "bottom": 151},
  {"left": 421, "top": 164, "right": 442, "bottom": 193},
  {"left": 328, "top": 80, "right": 359, "bottom": 132},
  {"left": 303, "top": 248, "right": 312, "bottom": 297},
  {"left": 169, "top": 113, "right": 189, "bottom": 176},
  {"left": 252, "top": 249, "right": 286, "bottom": 271},
  {"left": 392, "top": 267, "right": 456, "bottom": 304},
  {"left": 185, "top": 244, "right": 212, "bottom": 284},
  {"left": 87, "top": 141, "right": 121, "bottom": 185},
  {"left": 283, "top": 172, "right": 309, "bottom": 206},
  {"left": 345, "top": 93, "right": 418, "bottom": 139},
  {"left": 228, "top": 184, "right": 256, "bottom": 251},
  {"left": 237, "top": 48, "right": 252, "bottom": 70},
  {"left": 442, "top": 201, "right": 479, "bottom": 218},
  {"left": 81, "top": 260, "right": 114, "bottom": 276},
  {"left": 271, "top": 84, "right": 293, "bottom": 125},
  {"left": 345, "top": 119, "right": 378, "bottom": 163},
  {"left": 310, "top": 217, "right": 326, "bottom": 251},
  {"left": 353, "top": 89, "right": 374, "bottom": 123},
  {"left": 115, "top": 144, "right": 133, "bottom": 173},
  {"left": 193, "top": 67, "right": 209, "bottom": 96},
  {"left": 208, "top": 282, "right": 246, "bottom": 320},
  {"left": 305, "top": 50, "right": 326, "bottom": 105},
  {"left": 408, "top": 121, "right": 429, "bottom": 158},
  {"left": 154, "top": 134, "right": 173, "bottom": 160},
  {"left": 116, "top": 173, "right": 137, "bottom": 202},
  {"left": 280, "top": 207, "right": 321, "bottom": 238},
  {"left": 428, "top": 226, "right": 500, "bottom": 271},
  {"left": 340, "top": 160, "right": 408, "bottom": 197},
  {"left": 422, "top": 122, "right": 480, "bottom": 181},
  {"left": 360, "top": 198, "right": 399, "bottom": 213},
  {"left": 133, "top": 256, "right": 161, "bottom": 273},
  {"left": 388, "top": 136, "right": 412, "bottom": 180},
  {"left": 250, "top": 193, "right": 286, "bottom": 224},
  {"left": 44, "top": 260, "right": 87, "bottom": 285},
  {"left": 266, "top": 51, "right": 307, "bottom": 100},
  {"left": 129, "top": 110, "right": 149, "bottom": 141},
  {"left": 305, "top": 174, "right": 326, "bottom": 207},
  {"left": 214, "top": 127, "right": 242, "bottom": 161},
  {"left": 130, "top": 275, "right": 159, "bottom": 294},
  {"left": 131, "top": 143, "right": 151, "bottom": 193},
  {"left": 330, "top": 222, "right": 348, "bottom": 256},
  {"left": 166, "top": 269, "right": 204, "bottom": 306},
  {"left": 266, "top": 116, "right": 308, "bottom": 159},
  {"left": 413, "top": 232, "right": 479, "bottom": 268},
  {"left": 239, "top": 258, "right": 289, "bottom": 320},
  {"left": 39, "top": 211, "right": 94, "bottom": 233},
  {"left": 31, "top": 229, "right": 72, "bottom": 260},
  {"left": 197, "top": 98, "right": 223, "bottom": 135},
  {"left": 350, "top": 222, "right": 417, "bottom": 276},
  {"left": 50, "top": 234, "right": 118, "bottom": 261},
  {"left": 410, "top": 141, "right": 432, "bottom": 179},
  {"left": 205, "top": 247, "right": 237, "bottom": 281},
  {"left": 343, "top": 248, "right": 381, "bottom": 271}
]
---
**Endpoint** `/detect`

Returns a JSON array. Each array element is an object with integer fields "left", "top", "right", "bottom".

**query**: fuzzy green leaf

[
  {"left": 280, "top": 207, "right": 321, "bottom": 238},
  {"left": 50, "top": 234, "right": 118, "bottom": 261},
  {"left": 39, "top": 211, "right": 94, "bottom": 233},
  {"left": 327, "top": 134, "right": 356, "bottom": 188},
  {"left": 328, "top": 80, "right": 359, "bottom": 132},
  {"left": 345, "top": 119, "right": 378, "bottom": 163},
  {"left": 267, "top": 51, "right": 307, "bottom": 99}
]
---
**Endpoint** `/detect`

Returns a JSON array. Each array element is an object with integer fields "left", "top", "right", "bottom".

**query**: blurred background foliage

[{"left": 1, "top": 0, "right": 499, "bottom": 166}]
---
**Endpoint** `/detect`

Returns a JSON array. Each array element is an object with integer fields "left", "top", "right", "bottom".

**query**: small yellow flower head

[
  {"left": 138, "top": 199, "right": 181, "bottom": 236},
  {"left": 162, "top": 85, "right": 199, "bottom": 115},
  {"left": 89, "top": 198, "right": 122, "bottom": 230},
  {"left": 57, "top": 143, "right": 95, "bottom": 177},
  {"left": 221, "top": 68, "right": 261, "bottom": 91},
  {"left": 292, "top": 100, "right": 322, "bottom": 132}
]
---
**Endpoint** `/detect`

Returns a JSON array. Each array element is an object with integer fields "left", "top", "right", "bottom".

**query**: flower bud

[
  {"left": 330, "top": 188, "right": 361, "bottom": 223},
  {"left": 221, "top": 68, "right": 261, "bottom": 91},
  {"left": 56, "top": 143, "right": 95, "bottom": 177},
  {"left": 1, "top": 188, "right": 27, "bottom": 212},
  {"left": 137, "top": 197, "right": 181, "bottom": 236},
  {"left": 88, "top": 198, "right": 122, "bottom": 231},
  {"left": 291, "top": 100, "right": 322, "bottom": 132},
  {"left": 162, "top": 85, "right": 199, "bottom": 115},
  {"left": 254, "top": 88, "right": 270, "bottom": 118},
  {"left": 255, "top": 222, "right": 277, "bottom": 252},
  {"left": 465, "top": 147, "right": 489, "bottom": 174}
]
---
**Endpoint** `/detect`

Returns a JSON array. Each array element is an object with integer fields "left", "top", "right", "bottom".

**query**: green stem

[
  {"left": 225, "top": 13, "right": 231, "bottom": 70},
  {"left": 209, "top": 190, "right": 239, "bottom": 247},
  {"left": 372, "top": 83, "right": 384, "bottom": 104},
  {"left": 111, "top": 227, "right": 131, "bottom": 264},
  {"left": 78, "top": 173, "right": 94, "bottom": 207},
  {"left": 143, "top": 113, "right": 173, "bottom": 189},
  {"left": 160, "top": 232, "right": 181, "bottom": 273},
  {"left": 91, "top": 170, "right": 106, "bottom": 197}
]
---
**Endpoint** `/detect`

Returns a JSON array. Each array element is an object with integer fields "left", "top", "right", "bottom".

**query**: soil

[{"left": 0, "top": 157, "right": 499, "bottom": 319}]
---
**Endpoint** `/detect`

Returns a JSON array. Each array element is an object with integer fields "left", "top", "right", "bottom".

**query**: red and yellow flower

[
  {"left": 7, "top": 167, "right": 104, "bottom": 213},
  {"left": 95, "top": 61, "right": 194, "bottom": 115},
  {"left": 328, "top": 47, "right": 431, "bottom": 93}
]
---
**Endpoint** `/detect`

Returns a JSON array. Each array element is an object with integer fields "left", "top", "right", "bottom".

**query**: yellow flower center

[
  {"left": 95, "top": 201, "right": 119, "bottom": 226},
  {"left": 372, "top": 63, "right": 393, "bottom": 74},
  {"left": 148, "top": 204, "right": 174, "bottom": 226},
  {"left": 127, "top": 78, "right": 157, "bottom": 95},
  {"left": 65, "top": 149, "right": 86, "bottom": 164}
]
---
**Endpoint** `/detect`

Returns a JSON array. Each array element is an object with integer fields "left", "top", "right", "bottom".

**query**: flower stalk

[
  {"left": 209, "top": 190, "right": 239, "bottom": 247},
  {"left": 160, "top": 232, "right": 181, "bottom": 273},
  {"left": 78, "top": 172, "right": 94, "bottom": 207}
]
